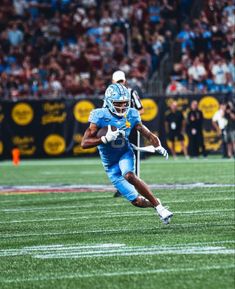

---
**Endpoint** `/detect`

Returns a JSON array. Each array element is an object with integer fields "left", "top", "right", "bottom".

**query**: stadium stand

[
  {"left": 167, "top": 0, "right": 234, "bottom": 94},
  {"left": 0, "top": 0, "right": 195, "bottom": 100}
]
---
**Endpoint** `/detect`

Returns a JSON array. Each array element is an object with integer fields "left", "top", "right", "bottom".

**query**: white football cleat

[{"left": 156, "top": 204, "right": 173, "bottom": 225}]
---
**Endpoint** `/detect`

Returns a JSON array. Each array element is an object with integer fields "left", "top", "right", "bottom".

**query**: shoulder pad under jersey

[
  {"left": 127, "top": 107, "right": 140, "bottom": 118},
  {"left": 89, "top": 108, "right": 111, "bottom": 123}
]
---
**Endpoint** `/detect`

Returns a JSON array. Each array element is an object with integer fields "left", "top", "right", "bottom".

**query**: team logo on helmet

[{"left": 104, "top": 83, "right": 130, "bottom": 117}]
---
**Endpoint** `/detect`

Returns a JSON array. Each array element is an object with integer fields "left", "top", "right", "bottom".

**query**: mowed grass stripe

[
  {"left": 1, "top": 240, "right": 234, "bottom": 253},
  {"left": 0, "top": 209, "right": 234, "bottom": 224},
  {"left": 0, "top": 265, "right": 234, "bottom": 284},
  {"left": 0, "top": 156, "right": 233, "bottom": 166},
  {"left": 0, "top": 187, "right": 233, "bottom": 205},
  {"left": 0, "top": 190, "right": 233, "bottom": 204},
  {"left": 0, "top": 193, "right": 234, "bottom": 212},
  {"left": 1, "top": 156, "right": 233, "bottom": 186},
  {"left": 0, "top": 186, "right": 233, "bottom": 202},
  {"left": 1, "top": 191, "right": 234, "bottom": 204},
  {"left": 1, "top": 221, "right": 234, "bottom": 239}
]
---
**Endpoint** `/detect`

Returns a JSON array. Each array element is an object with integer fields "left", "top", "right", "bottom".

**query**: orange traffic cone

[{"left": 12, "top": 148, "right": 20, "bottom": 166}]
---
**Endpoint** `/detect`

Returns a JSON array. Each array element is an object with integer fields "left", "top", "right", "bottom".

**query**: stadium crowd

[
  {"left": 166, "top": 0, "right": 235, "bottom": 94},
  {"left": 0, "top": 0, "right": 192, "bottom": 100}
]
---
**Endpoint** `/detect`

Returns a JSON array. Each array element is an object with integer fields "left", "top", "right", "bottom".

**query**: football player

[
  {"left": 81, "top": 83, "right": 173, "bottom": 224},
  {"left": 111, "top": 70, "right": 144, "bottom": 197}
]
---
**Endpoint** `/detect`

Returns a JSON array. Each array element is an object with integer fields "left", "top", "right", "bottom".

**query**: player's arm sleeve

[
  {"left": 131, "top": 108, "right": 142, "bottom": 127},
  {"left": 82, "top": 110, "right": 104, "bottom": 149},
  {"left": 88, "top": 109, "right": 102, "bottom": 127}
]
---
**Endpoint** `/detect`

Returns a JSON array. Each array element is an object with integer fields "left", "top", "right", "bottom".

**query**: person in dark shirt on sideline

[
  {"left": 224, "top": 101, "right": 235, "bottom": 158},
  {"left": 165, "top": 101, "right": 188, "bottom": 159},
  {"left": 186, "top": 100, "right": 207, "bottom": 158}
]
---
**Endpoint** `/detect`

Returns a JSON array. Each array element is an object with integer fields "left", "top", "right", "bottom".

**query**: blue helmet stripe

[
  {"left": 115, "top": 83, "right": 127, "bottom": 99},
  {"left": 115, "top": 83, "right": 122, "bottom": 96}
]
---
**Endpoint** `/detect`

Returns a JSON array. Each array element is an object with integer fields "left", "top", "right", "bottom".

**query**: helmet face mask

[
  {"left": 104, "top": 83, "right": 130, "bottom": 116},
  {"left": 112, "top": 100, "right": 130, "bottom": 116}
]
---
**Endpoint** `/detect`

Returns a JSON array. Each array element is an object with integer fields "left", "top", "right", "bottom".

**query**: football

[{"left": 96, "top": 126, "right": 118, "bottom": 138}]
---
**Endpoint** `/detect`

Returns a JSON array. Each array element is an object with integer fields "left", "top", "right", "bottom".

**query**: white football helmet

[{"left": 104, "top": 83, "right": 130, "bottom": 117}]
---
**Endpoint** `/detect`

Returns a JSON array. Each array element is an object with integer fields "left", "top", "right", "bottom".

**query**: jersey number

[{"left": 111, "top": 137, "right": 126, "bottom": 148}]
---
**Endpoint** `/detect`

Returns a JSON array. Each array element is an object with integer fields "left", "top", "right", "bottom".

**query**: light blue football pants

[{"left": 104, "top": 150, "right": 138, "bottom": 201}]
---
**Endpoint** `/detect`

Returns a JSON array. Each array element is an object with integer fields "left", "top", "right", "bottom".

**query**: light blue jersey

[
  {"left": 89, "top": 107, "right": 141, "bottom": 167},
  {"left": 89, "top": 107, "right": 141, "bottom": 201}
]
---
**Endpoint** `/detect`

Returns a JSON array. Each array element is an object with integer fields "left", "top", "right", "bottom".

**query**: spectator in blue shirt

[
  {"left": 177, "top": 23, "right": 195, "bottom": 52},
  {"left": 7, "top": 23, "right": 23, "bottom": 46}
]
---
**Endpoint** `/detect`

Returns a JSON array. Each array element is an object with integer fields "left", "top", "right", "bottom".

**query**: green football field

[{"left": 0, "top": 156, "right": 234, "bottom": 289}]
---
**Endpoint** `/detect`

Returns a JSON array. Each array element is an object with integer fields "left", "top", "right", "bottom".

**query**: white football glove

[
  {"left": 119, "top": 130, "right": 125, "bottom": 138},
  {"left": 101, "top": 125, "right": 120, "bottom": 144},
  {"left": 155, "top": 146, "right": 168, "bottom": 159}
]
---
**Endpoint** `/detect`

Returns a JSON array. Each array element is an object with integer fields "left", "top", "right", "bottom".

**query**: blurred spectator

[
  {"left": 212, "top": 103, "right": 228, "bottom": 158},
  {"left": 210, "top": 57, "right": 230, "bottom": 91},
  {"left": 7, "top": 23, "right": 24, "bottom": 46},
  {"left": 222, "top": 0, "right": 235, "bottom": 17},
  {"left": 0, "top": 0, "right": 181, "bottom": 99},
  {"left": 169, "top": 0, "right": 234, "bottom": 94},
  {"left": 148, "top": 0, "right": 161, "bottom": 25},
  {"left": 228, "top": 57, "right": 235, "bottom": 83},
  {"left": 151, "top": 32, "right": 165, "bottom": 68},
  {"left": 176, "top": 23, "right": 195, "bottom": 53},
  {"left": 48, "top": 74, "right": 63, "bottom": 98},
  {"left": 188, "top": 57, "right": 207, "bottom": 83},
  {"left": 13, "top": 0, "right": 28, "bottom": 17},
  {"left": 166, "top": 76, "right": 188, "bottom": 95},
  {"left": 164, "top": 101, "right": 188, "bottom": 159},
  {"left": 224, "top": 101, "right": 235, "bottom": 158},
  {"left": 186, "top": 100, "right": 207, "bottom": 158}
]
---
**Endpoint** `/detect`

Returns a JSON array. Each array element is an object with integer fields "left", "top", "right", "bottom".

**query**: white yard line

[
  {"left": 0, "top": 242, "right": 234, "bottom": 258},
  {"left": 1, "top": 240, "right": 233, "bottom": 252},
  {"left": 0, "top": 265, "right": 234, "bottom": 284},
  {"left": 34, "top": 248, "right": 235, "bottom": 259}
]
